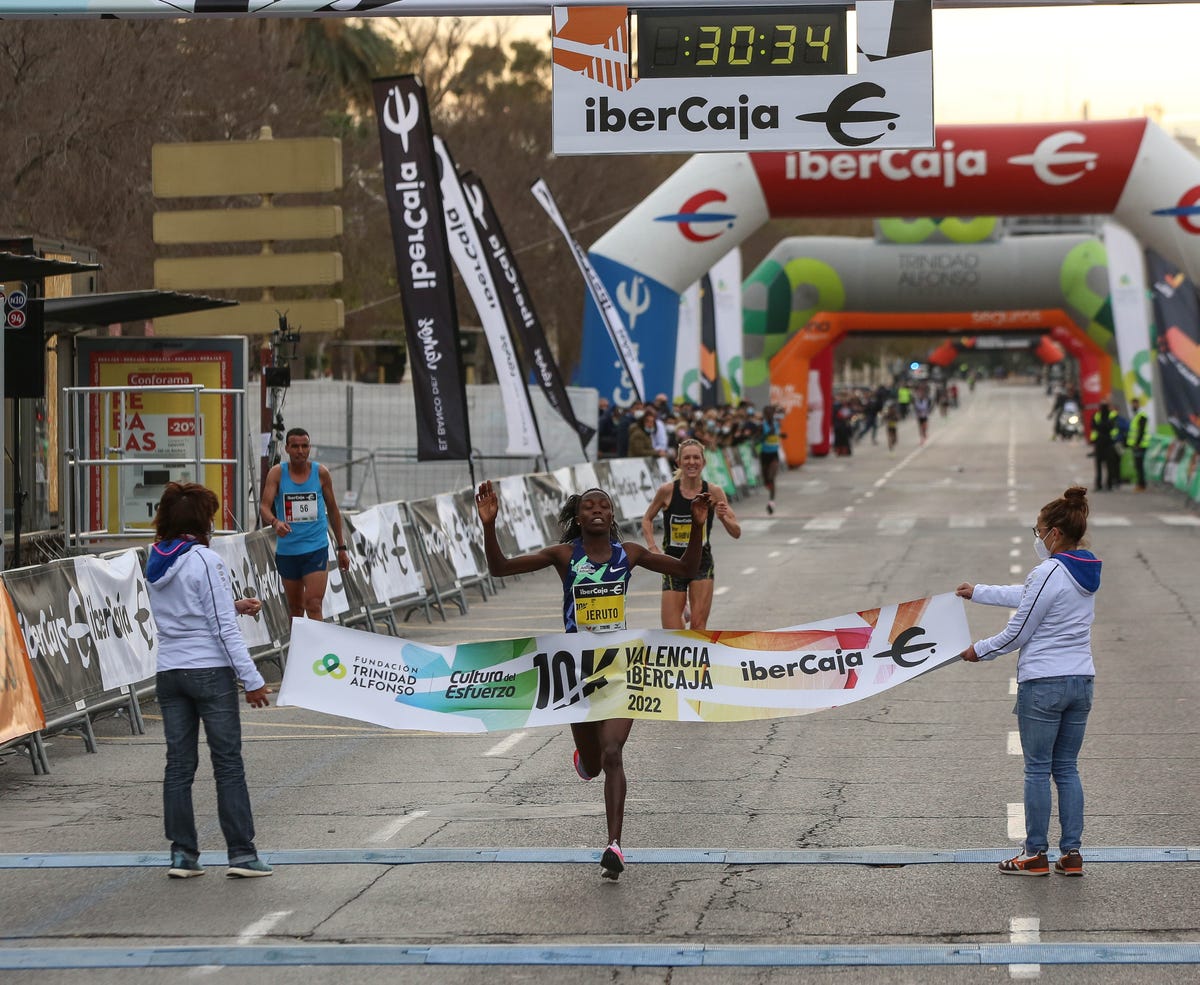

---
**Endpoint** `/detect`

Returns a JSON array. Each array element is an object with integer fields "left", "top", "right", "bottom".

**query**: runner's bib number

[
  {"left": 668, "top": 513, "right": 703, "bottom": 549},
  {"left": 284, "top": 491, "right": 319, "bottom": 523},
  {"left": 572, "top": 582, "right": 626, "bottom": 633}
]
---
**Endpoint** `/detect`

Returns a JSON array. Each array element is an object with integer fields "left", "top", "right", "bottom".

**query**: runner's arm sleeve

[
  {"left": 972, "top": 567, "right": 1059, "bottom": 661},
  {"left": 201, "top": 551, "right": 265, "bottom": 692}
]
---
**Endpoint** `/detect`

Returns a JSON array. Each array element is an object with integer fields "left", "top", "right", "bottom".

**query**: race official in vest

[
  {"left": 1128, "top": 397, "right": 1152, "bottom": 491},
  {"left": 260, "top": 427, "right": 349, "bottom": 620},
  {"left": 1088, "top": 401, "right": 1121, "bottom": 493}
]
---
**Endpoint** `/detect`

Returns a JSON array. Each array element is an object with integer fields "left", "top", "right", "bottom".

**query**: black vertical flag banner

[
  {"left": 372, "top": 76, "right": 471, "bottom": 461},
  {"left": 1146, "top": 249, "right": 1200, "bottom": 450},
  {"left": 699, "top": 273, "right": 719, "bottom": 411},
  {"left": 459, "top": 172, "right": 596, "bottom": 452}
]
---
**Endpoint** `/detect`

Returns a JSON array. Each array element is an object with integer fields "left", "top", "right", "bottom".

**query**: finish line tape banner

[{"left": 278, "top": 594, "right": 969, "bottom": 733}]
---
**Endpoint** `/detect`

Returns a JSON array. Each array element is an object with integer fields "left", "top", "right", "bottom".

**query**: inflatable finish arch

[
  {"left": 583, "top": 118, "right": 1200, "bottom": 403},
  {"left": 769, "top": 309, "right": 1105, "bottom": 466},
  {"left": 745, "top": 231, "right": 1118, "bottom": 413}
]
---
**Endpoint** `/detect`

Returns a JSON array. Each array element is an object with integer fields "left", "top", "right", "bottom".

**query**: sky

[{"left": 928, "top": 4, "right": 1200, "bottom": 133}]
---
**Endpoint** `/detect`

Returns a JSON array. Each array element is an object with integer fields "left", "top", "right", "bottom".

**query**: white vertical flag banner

[
  {"left": 435, "top": 137, "right": 541, "bottom": 456},
  {"left": 530, "top": 177, "right": 645, "bottom": 403},
  {"left": 1103, "top": 221, "right": 1155, "bottom": 422},
  {"left": 710, "top": 249, "right": 745, "bottom": 404},
  {"left": 674, "top": 281, "right": 701, "bottom": 404}
]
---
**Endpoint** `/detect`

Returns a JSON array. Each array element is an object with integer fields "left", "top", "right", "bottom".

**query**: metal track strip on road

[
  {"left": 1, "top": 846, "right": 1196, "bottom": 869},
  {"left": 3, "top": 942, "right": 1200, "bottom": 971}
]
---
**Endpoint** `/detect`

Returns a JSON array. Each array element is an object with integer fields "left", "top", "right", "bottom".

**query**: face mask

[{"left": 1033, "top": 533, "right": 1051, "bottom": 561}]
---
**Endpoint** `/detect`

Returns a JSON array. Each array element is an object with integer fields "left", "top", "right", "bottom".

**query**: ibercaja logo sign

[{"left": 549, "top": 3, "right": 933, "bottom": 155}]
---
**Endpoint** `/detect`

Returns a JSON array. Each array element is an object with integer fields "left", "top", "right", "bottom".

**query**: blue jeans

[
  {"left": 1015, "top": 675, "right": 1094, "bottom": 854},
  {"left": 157, "top": 667, "right": 257, "bottom": 865}
]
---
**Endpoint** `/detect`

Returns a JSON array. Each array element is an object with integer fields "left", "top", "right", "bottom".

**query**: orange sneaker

[
  {"left": 998, "top": 851, "right": 1049, "bottom": 876},
  {"left": 1054, "top": 850, "right": 1084, "bottom": 876}
]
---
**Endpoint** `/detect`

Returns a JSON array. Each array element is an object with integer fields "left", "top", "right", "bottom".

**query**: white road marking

[
  {"left": 1011, "top": 536, "right": 1022, "bottom": 545},
  {"left": 238, "top": 911, "right": 292, "bottom": 943},
  {"left": 1007, "top": 731, "right": 1022, "bottom": 756},
  {"left": 1158, "top": 514, "right": 1200, "bottom": 525},
  {"left": 949, "top": 515, "right": 985, "bottom": 528},
  {"left": 877, "top": 516, "right": 915, "bottom": 535},
  {"left": 485, "top": 732, "right": 526, "bottom": 757},
  {"left": 714, "top": 586, "right": 730, "bottom": 596},
  {"left": 1008, "top": 549, "right": 1020, "bottom": 558},
  {"left": 369, "top": 810, "right": 429, "bottom": 844},
  {"left": 1009, "top": 678, "right": 1018, "bottom": 696},
  {"left": 1009, "top": 916, "right": 1041, "bottom": 979},
  {"left": 767, "top": 551, "right": 781, "bottom": 559},
  {"left": 1090, "top": 515, "right": 1131, "bottom": 526},
  {"left": 803, "top": 516, "right": 846, "bottom": 531},
  {"left": 787, "top": 537, "right": 801, "bottom": 545},
  {"left": 191, "top": 911, "right": 293, "bottom": 977},
  {"left": 1007, "top": 803, "right": 1025, "bottom": 841},
  {"left": 741, "top": 567, "right": 757, "bottom": 576},
  {"left": 1009, "top": 565, "right": 1023, "bottom": 575}
]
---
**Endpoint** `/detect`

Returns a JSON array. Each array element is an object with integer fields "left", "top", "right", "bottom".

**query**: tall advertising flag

[
  {"left": 699, "top": 273, "right": 719, "bottom": 410},
  {"left": 372, "top": 76, "right": 471, "bottom": 461},
  {"left": 673, "top": 281, "right": 700, "bottom": 404},
  {"left": 433, "top": 137, "right": 542, "bottom": 459},
  {"left": 531, "top": 178, "right": 645, "bottom": 404},
  {"left": 1103, "top": 221, "right": 1154, "bottom": 420},
  {"left": 710, "top": 248, "right": 744, "bottom": 404},
  {"left": 460, "top": 171, "right": 596, "bottom": 452}
]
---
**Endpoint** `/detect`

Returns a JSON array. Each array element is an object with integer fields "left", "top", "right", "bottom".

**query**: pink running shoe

[
  {"left": 573, "top": 748, "right": 593, "bottom": 781},
  {"left": 600, "top": 842, "right": 625, "bottom": 880}
]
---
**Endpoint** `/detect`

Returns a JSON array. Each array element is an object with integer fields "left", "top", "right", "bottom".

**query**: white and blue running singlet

[{"left": 561, "top": 539, "right": 632, "bottom": 634}]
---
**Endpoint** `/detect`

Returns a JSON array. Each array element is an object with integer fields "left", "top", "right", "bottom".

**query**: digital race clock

[{"left": 635, "top": 6, "right": 849, "bottom": 79}]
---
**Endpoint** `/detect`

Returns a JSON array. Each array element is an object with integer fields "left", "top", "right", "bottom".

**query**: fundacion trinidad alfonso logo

[{"left": 313, "top": 652, "right": 347, "bottom": 680}]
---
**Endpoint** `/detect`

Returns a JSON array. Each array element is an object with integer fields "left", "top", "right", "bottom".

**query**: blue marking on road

[
  {"left": 0, "top": 846, "right": 1195, "bottom": 869},
  {"left": 2, "top": 942, "right": 1200, "bottom": 970}
]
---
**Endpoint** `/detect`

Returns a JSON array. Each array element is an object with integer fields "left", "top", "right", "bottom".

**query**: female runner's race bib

[{"left": 572, "top": 581, "right": 626, "bottom": 633}]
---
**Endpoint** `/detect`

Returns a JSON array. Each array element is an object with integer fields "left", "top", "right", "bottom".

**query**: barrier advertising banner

[
  {"left": 2, "top": 560, "right": 120, "bottom": 723},
  {"left": 207, "top": 532, "right": 275, "bottom": 651},
  {"left": 460, "top": 171, "right": 595, "bottom": 450},
  {"left": 278, "top": 594, "right": 969, "bottom": 733},
  {"left": 372, "top": 76, "right": 471, "bottom": 461},
  {"left": 345, "top": 503, "right": 426, "bottom": 608},
  {"left": 0, "top": 585, "right": 44, "bottom": 744},
  {"left": 74, "top": 551, "right": 157, "bottom": 691}
]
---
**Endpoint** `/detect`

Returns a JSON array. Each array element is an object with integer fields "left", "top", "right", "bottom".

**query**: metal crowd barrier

[{"left": 0, "top": 455, "right": 762, "bottom": 774}]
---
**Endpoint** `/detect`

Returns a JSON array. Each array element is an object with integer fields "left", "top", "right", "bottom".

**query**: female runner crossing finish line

[{"left": 476, "top": 481, "right": 710, "bottom": 880}]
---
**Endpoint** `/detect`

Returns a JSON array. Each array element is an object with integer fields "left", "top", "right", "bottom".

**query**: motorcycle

[{"left": 1056, "top": 411, "right": 1083, "bottom": 440}]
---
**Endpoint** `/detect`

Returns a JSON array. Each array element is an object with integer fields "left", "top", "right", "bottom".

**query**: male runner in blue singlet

[
  {"left": 475, "top": 481, "right": 709, "bottom": 880},
  {"left": 260, "top": 428, "right": 349, "bottom": 621}
]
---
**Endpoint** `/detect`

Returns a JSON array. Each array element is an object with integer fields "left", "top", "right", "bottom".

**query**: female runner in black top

[{"left": 641, "top": 438, "right": 741, "bottom": 630}]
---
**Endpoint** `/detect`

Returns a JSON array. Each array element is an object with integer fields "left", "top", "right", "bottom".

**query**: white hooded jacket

[{"left": 146, "top": 539, "right": 264, "bottom": 691}]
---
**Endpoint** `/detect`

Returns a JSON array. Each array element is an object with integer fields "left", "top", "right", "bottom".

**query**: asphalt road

[{"left": 2, "top": 379, "right": 1199, "bottom": 985}]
